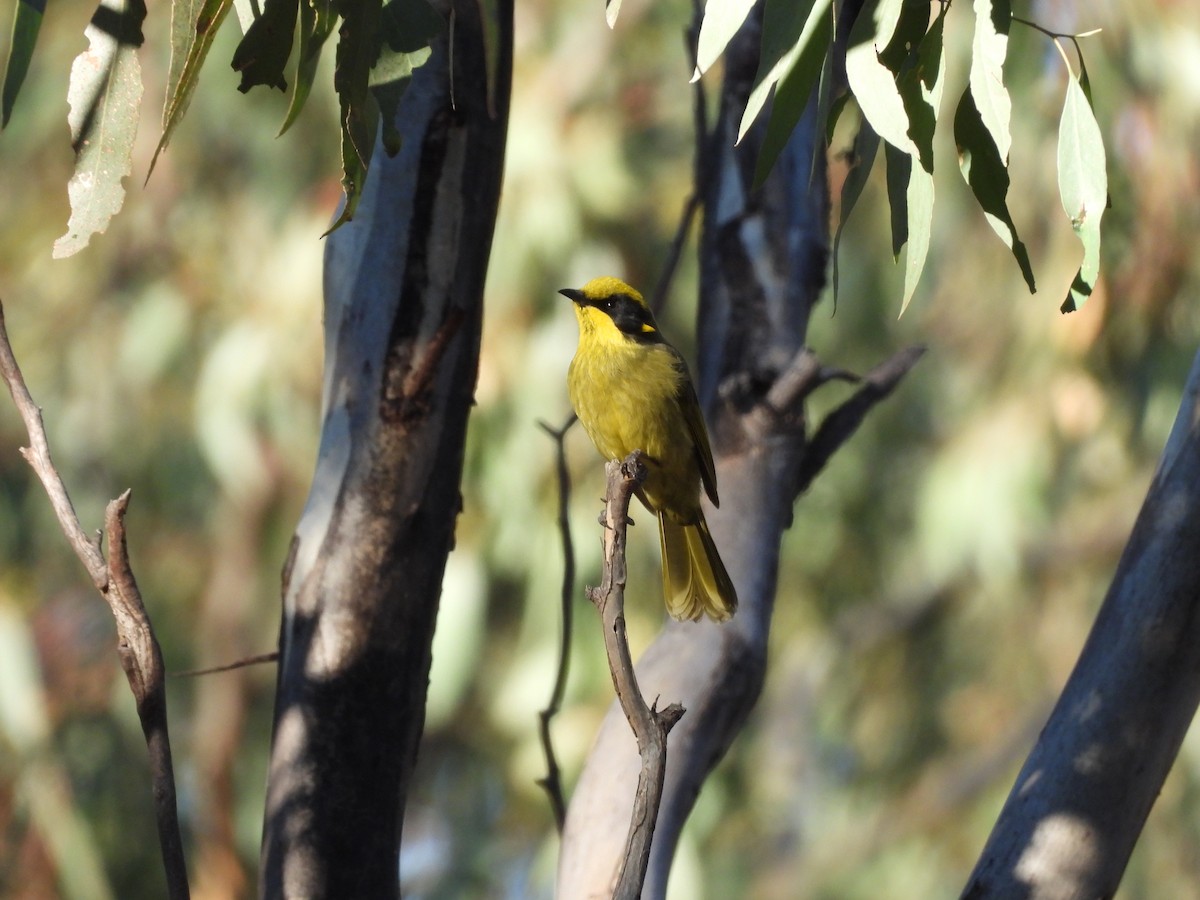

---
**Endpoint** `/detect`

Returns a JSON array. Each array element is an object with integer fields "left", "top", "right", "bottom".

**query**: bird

[{"left": 560, "top": 275, "right": 738, "bottom": 622}]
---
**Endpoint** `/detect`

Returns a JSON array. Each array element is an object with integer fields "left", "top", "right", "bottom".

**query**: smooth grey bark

[
  {"left": 258, "top": 3, "right": 512, "bottom": 897},
  {"left": 962, "top": 345, "right": 1200, "bottom": 900}
]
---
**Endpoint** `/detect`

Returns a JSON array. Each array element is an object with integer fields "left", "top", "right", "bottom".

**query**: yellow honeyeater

[{"left": 561, "top": 276, "right": 738, "bottom": 622}]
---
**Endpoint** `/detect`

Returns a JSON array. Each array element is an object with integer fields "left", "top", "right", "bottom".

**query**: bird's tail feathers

[{"left": 658, "top": 511, "right": 738, "bottom": 622}]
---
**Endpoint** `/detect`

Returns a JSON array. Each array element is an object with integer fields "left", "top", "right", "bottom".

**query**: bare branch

[
  {"left": 0, "top": 298, "right": 190, "bottom": 900},
  {"left": 589, "top": 453, "right": 686, "bottom": 899},
  {"left": 173, "top": 651, "right": 280, "bottom": 678},
  {"left": 0, "top": 303, "right": 106, "bottom": 589},
  {"left": 794, "top": 345, "right": 926, "bottom": 496},
  {"left": 535, "top": 413, "right": 578, "bottom": 832}
]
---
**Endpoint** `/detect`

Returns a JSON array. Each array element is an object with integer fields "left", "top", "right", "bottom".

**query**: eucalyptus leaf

[
  {"left": 231, "top": 0, "right": 299, "bottom": 92},
  {"left": 151, "top": 0, "right": 234, "bottom": 174},
  {"left": 968, "top": 0, "right": 1012, "bottom": 162},
  {"left": 845, "top": 0, "right": 913, "bottom": 156},
  {"left": 54, "top": 0, "right": 146, "bottom": 258},
  {"left": 694, "top": 0, "right": 757, "bottom": 80},
  {"left": 832, "top": 120, "right": 880, "bottom": 303},
  {"left": 954, "top": 87, "right": 1035, "bottom": 292},
  {"left": 2, "top": 0, "right": 46, "bottom": 126},
  {"left": 279, "top": 0, "right": 336, "bottom": 135},
  {"left": 751, "top": 6, "right": 831, "bottom": 188},
  {"left": 1057, "top": 68, "right": 1107, "bottom": 311}
]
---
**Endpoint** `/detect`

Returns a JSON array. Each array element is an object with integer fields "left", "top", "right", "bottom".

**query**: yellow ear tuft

[{"left": 641, "top": 323, "right": 656, "bottom": 333}]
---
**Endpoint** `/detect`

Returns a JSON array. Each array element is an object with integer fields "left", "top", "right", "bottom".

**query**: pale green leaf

[
  {"left": 605, "top": 0, "right": 620, "bottom": 29},
  {"left": 968, "top": 0, "right": 1012, "bottom": 162},
  {"left": 1057, "top": 68, "right": 1107, "bottom": 312},
  {"left": 832, "top": 118, "right": 879, "bottom": 303},
  {"left": 845, "top": 0, "right": 913, "bottom": 155},
  {"left": 2, "top": 0, "right": 46, "bottom": 126},
  {"left": 54, "top": 0, "right": 146, "bottom": 258},
  {"left": 751, "top": 7, "right": 831, "bottom": 187},
  {"left": 738, "top": 0, "right": 829, "bottom": 145},
  {"left": 894, "top": 2, "right": 946, "bottom": 174},
  {"left": 278, "top": 0, "right": 336, "bottom": 136},
  {"left": 954, "top": 87, "right": 1035, "bottom": 292},
  {"left": 371, "top": 0, "right": 440, "bottom": 153},
  {"left": 327, "top": 0, "right": 384, "bottom": 232},
  {"left": 900, "top": 161, "right": 933, "bottom": 315},
  {"left": 371, "top": 45, "right": 431, "bottom": 155},
  {"left": 694, "top": 0, "right": 757, "bottom": 80},
  {"left": 150, "top": 0, "right": 234, "bottom": 175}
]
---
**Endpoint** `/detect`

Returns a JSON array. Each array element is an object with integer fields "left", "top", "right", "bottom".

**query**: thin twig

[
  {"left": 650, "top": 194, "right": 701, "bottom": 315},
  {"left": 535, "top": 412, "right": 577, "bottom": 832},
  {"left": 0, "top": 298, "right": 190, "bottom": 900},
  {"left": 172, "top": 651, "right": 280, "bottom": 678},
  {"left": 0, "top": 305, "right": 106, "bottom": 589},
  {"left": 793, "top": 345, "right": 926, "bottom": 497},
  {"left": 649, "top": 0, "right": 708, "bottom": 316},
  {"left": 588, "top": 453, "right": 686, "bottom": 899}
]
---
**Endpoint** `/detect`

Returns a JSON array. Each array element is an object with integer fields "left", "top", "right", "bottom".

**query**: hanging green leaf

[
  {"left": 968, "top": 0, "right": 1012, "bottom": 162},
  {"left": 605, "top": 0, "right": 620, "bottom": 29},
  {"left": 371, "top": 45, "right": 431, "bottom": 156},
  {"left": 954, "top": 87, "right": 1035, "bottom": 292},
  {"left": 2, "top": 0, "right": 47, "bottom": 126},
  {"left": 884, "top": 142, "right": 909, "bottom": 257},
  {"left": 231, "top": 0, "right": 300, "bottom": 92},
  {"left": 694, "top": 0, "right": 757, "bottom": 80},
  {"left": 876, "top": 0, "right": 929, "bottom": 75},
  {"left": 371, "top": 0, "right": 440, "bottom": 153},
  {"left": 832, "top": 118, "right": 880, "bottom": 302},
  {"left": 279, "top": 0, "right": 337, "bottom": 136},
  {"left": 845, "top": 0, "right": 913, "bottom": 156},
  {"left": 1057, "top": 67, "right": 1106, "bottom": 312},
  {"left": 53, "top": 0, "right": 146, "bottom": 258},
  {"left": 900, "top": 161, "right": 933, "bottom": 315},
  {"left": 738, "top": 0, "right": 829, "bottom": 146},
  {"left": 751, "top": 6, "right": 831, "bottom": 188},
  {"left": 150, "top": 0, "right": 234, "bottom": 175},
  {"left": 894, "top": 2, "right": 946, "bottom": 174},
  {"left": 325, "top": 0, "right": 384, "bottom": 232}
]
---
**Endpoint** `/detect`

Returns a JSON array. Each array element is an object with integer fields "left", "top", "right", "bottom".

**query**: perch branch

[
  {"left": 535, "top": 412, "right": 578, "bottom": 832},
  {"left": 0, "top": 299, "right": 190, "bottom": 900},
  {"left": 588, "top": 452, "right": 686, "bottom": 899}
]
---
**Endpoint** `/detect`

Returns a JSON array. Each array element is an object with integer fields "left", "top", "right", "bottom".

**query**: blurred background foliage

[{"left": 1, "top": 0, "right": 1199, "bottom": 897}]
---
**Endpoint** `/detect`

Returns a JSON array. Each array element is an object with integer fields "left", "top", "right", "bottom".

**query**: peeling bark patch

[{"left": 381, "top": 306, "right": 467, "bottom": 425}]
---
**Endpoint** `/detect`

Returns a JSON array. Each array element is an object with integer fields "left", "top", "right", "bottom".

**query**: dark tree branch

[
  {"left": 962, "top": 344, "right": 1200, "bottom": 898},
  {"left": 793, "top": 345, "right": 926, "bottom": 496},
  {"left": 588, "top": 453, "right": 685, "bottom": 899},
  {"left": 0, "top": 300, "right": 190, "bottom": 900},
  {"left": 535, "top": 412, "right": 578, "bottom": 832}
]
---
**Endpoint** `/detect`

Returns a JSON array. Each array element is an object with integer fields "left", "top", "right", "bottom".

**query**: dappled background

[{"left": 2, "top": 0, "right": 1200, "bottom": 897}]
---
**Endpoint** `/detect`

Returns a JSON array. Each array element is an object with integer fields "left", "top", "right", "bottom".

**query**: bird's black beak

[{"left": 558, "top": 288, "right": 585, "bottom": 304}]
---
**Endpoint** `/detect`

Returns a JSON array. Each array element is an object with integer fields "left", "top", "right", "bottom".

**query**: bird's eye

[{"left": 603, "top": 298, "right": 615, "bottom": 310}]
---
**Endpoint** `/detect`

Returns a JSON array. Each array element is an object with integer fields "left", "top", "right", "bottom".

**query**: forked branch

[{"left": 0, "top": 299, "right": 189, "bottom": 900}]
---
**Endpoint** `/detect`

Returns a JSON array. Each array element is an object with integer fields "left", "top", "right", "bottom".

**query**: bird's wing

[{"left": 673, "top": 355, "right": 719, "bottom": 507}]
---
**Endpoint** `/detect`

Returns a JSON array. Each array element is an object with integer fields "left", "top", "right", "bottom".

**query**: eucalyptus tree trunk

[
  {"left": 257, "top": 2, "right": 512, "bottom": 896},
  {"left": 557, "top": 8, "right": 915, "bottom": 896},
  {"left": 962, "top": 345, "right": 1200, "bottom": 898}
]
